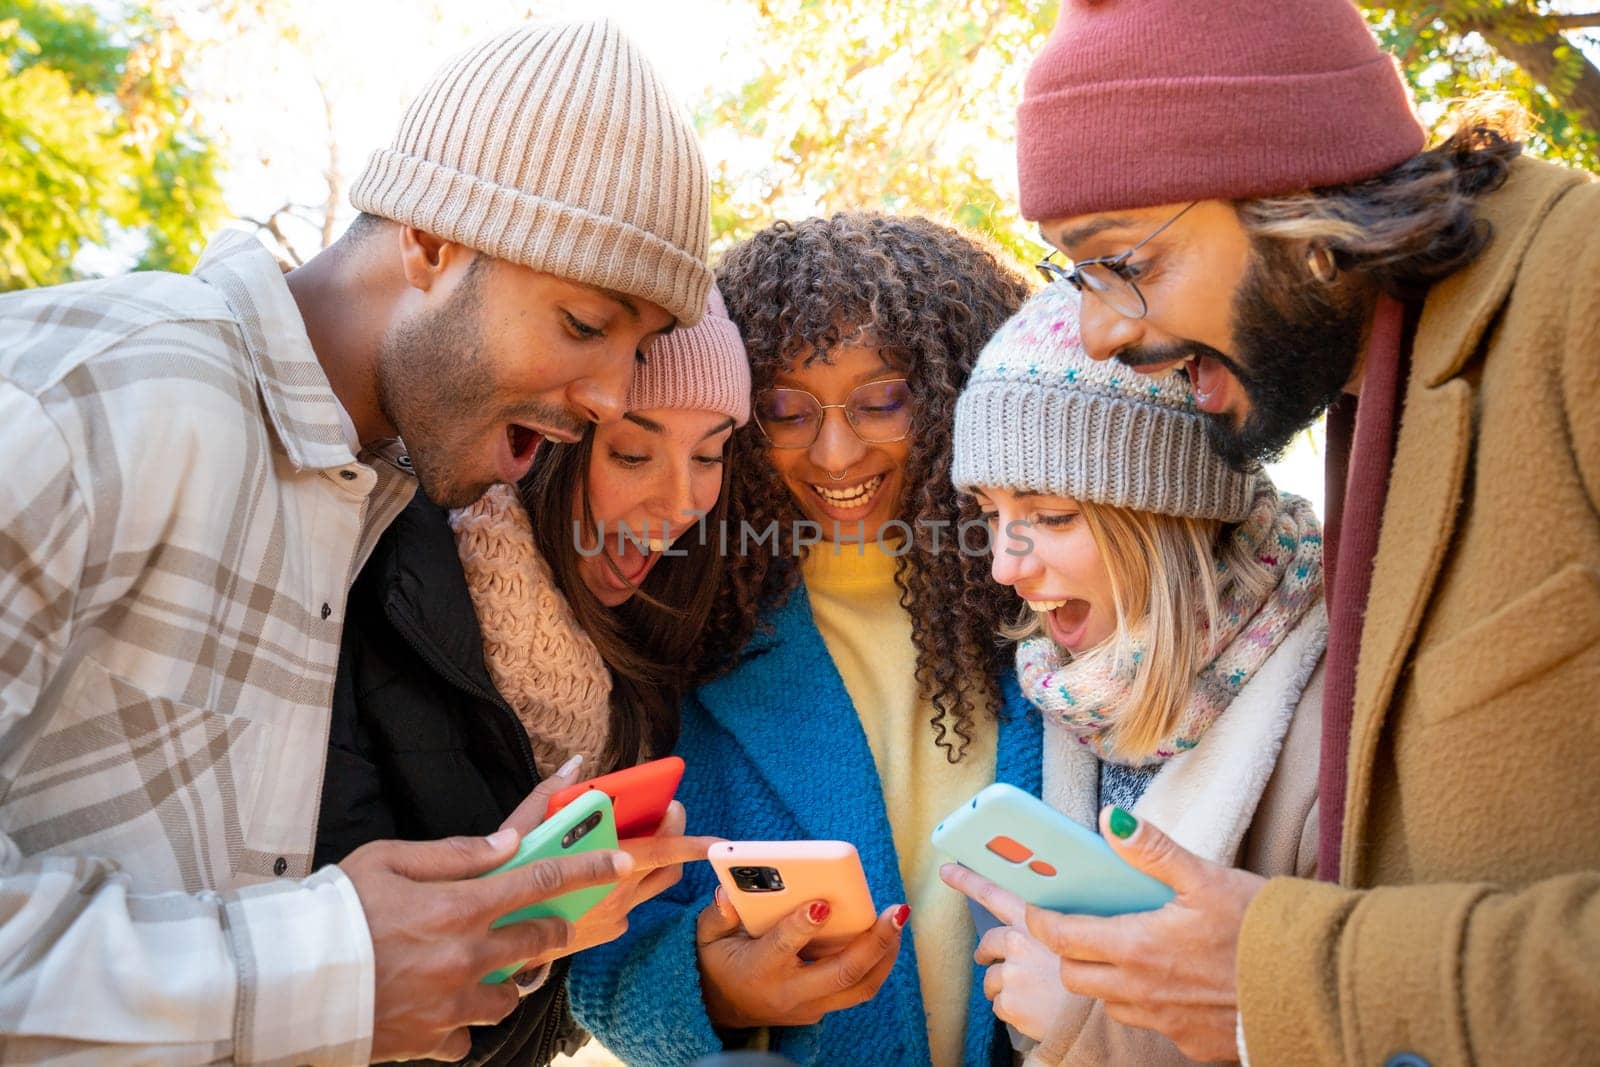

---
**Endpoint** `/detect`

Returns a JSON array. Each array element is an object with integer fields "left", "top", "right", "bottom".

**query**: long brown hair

[
  {"left": 699, "top": 212, "right": 1033, "bottom": 762},
  {"left": 1236, "top": 94, "right": 1525, "bottom": 298},
  {"left": 520, "top": 432, "right": 734, "bottom": 771}
]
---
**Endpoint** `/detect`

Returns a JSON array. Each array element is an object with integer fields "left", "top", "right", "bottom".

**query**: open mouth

[
  {"left": 1180, "top": 356, "right": 1231, "bottom": 413},
  {"left": 508, "top": 424, "right": 541, "bottom": 459},
  {"left": 809, "top": 473, "right": 885, "bottom": 515},
  {"left": 496, "top": 423, "right": 547, "bottom": 484},
  {"left": 1028, "top": 597, "right": 1094, "bottom": 652}
]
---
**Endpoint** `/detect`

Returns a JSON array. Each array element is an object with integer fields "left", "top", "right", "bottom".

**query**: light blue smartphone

[
  {"left": 478, "top": 789, "right": 619, "bottom": 983},
  {"left": 932, "top": 783, "right": 1174, "bottom": 917}
]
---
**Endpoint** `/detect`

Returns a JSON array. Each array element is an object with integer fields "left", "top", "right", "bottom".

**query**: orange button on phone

[
  {"left": 985, "top": 835, "right": 1034, "bottom": 863},
  {"left": 1028, "top": 860, "right": 1057, "bottom": 877}
]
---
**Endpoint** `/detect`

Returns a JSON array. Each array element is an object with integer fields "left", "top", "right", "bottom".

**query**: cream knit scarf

[
  {"left": 449, "top": 484, "right": 612, "bottom": 779},
  {"left": 1017, "top": 481, "right": 1323, "bottom": 768}
]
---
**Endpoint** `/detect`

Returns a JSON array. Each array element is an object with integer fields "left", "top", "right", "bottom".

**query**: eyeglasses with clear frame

[
  {"left": 1036, "top": 201, "right": 1199, "bottom": 319},
  {"left": 752, "top": 378, "right": 913, "bottom": 450}
]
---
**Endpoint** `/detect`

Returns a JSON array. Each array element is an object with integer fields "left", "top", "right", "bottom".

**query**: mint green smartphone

[
  {"left": 479, "top": 789, "right": 619, "bottom": 983},
  {"left": 932, "top": 783, "right": 1173, "bottom": 917}
]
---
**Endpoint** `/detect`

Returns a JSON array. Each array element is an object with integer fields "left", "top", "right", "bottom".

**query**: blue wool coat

[{"left": 569, "top": 584, "right": 1042, "bottom": 1066}]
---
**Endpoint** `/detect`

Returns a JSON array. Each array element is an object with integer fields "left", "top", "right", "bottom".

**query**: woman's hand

[
  {"left": 943, "top": 863, "right": 1072, "bottom": 1041},
  {"left": 695, "top": 887, "right": 909, "bottom": 1029}
]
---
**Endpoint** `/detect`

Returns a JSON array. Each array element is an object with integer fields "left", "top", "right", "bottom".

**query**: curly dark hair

[{"left": 696, "top": 212, "right": 1033, "bottom": 762}]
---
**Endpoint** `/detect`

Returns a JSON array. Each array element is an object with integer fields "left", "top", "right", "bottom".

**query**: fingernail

[
  {"left": 487, "top": 827, "right": 518, "bottom": 851},
  {"left": 1108, "top": 805, "right": 1138, "bottom": 840},
  {"left": 556, "top": 753, "right": 583, "bottom": 779},
  {"left": 892, "top": 904, "right": 912, "bottom": 929},
  {"left": 808, "top": 900, "right": 831, "bottom": 924},
  {"left": 714, "top": 885, "right": 727, "bottom": 908},
  {"left": 612, "top": 851, "right": 635, "bottom": 877}
]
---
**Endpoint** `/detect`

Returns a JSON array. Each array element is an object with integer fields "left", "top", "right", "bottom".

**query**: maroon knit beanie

[{"left": 1017, "top": 0, "right": 1426, "bottom": 221}]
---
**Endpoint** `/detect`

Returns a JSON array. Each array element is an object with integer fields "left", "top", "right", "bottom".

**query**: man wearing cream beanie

[
  {"left": 300, "top": 16, "right": 713, "bottom": 512},
  {"left": 306, "top": 18, "right": 717, "bottom": 1063}
]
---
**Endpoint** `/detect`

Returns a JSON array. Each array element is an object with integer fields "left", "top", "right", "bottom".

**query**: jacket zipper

[
  {"left": 385, "top": 600, "right": 540, "bottom": 789},
  {"left": 534, "top": 979, "right": 571, "bottom": 1064}
]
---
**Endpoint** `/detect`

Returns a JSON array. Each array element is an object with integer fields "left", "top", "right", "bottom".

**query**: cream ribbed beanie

[
  {"left": 952, "top": 284, "right": 1256, "bottom": 522},
  {"left": 350, "top": 19, "right": 712, "bottom": 325},
  {"left": 627, "top": 285, "right": 752, "bottom": 425}
]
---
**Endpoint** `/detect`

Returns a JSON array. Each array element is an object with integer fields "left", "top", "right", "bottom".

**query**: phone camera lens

[
  {"left": 731, "top": 865, "right": 785, "bottom": 893},
  {"left": 562, "top": 809, "right": 604, "bottom": 849}
]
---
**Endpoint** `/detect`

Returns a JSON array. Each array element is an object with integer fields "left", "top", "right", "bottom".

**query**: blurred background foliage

[
  {"left": 0, "top": 0, "right": 1596, "bottom": 291},
  {"left": 0, "top": 0, "right": 223, "bottom": 288}
]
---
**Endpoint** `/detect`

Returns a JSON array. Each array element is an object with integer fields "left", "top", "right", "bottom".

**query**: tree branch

[
  {"left": 1477, "top": 22, "right": 1600, "bottom": 131},
  {"left": 313, "top": 73, "right": 340, "bottom": 249},
  {"left": 240, "top": 206, "right": 307, "bottom": 266},
  {"left": 1550, "top": 12, "right": 1600, "bottom": 31}
]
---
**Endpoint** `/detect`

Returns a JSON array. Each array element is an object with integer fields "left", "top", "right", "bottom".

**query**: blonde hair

[{"left": 1007, "top": 502, "right": 1274, "bottom": 761}]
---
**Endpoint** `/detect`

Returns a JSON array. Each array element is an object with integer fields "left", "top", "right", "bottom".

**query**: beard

[
  {"left": 1117, "top": 237, "right": 1369, "bottom": 471},
  {"left": 375, "top": 259, "right": 500, "bottom": 508}
]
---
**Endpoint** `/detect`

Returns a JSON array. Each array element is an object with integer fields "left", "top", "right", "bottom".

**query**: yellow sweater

[{"left": 802, "top": 543, "right": 998, "bottom": 1067}]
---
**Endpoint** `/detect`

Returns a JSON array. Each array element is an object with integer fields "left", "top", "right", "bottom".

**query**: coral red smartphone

[
  {"left": 709, "top": 840, "right": 877, "bottom": 956},
  {"left": 545, "top": 755, "right": 684, "bottom": 839}
]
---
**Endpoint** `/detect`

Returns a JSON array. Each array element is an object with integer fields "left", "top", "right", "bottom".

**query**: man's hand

[
  {"left": 696, "top": 888, "right": 909, "bottom": 1029},
  {"left": 562, "top": 801, "right": 719, "bottom": 956},
  {"left": 341, "top": 828, "right": 631, "bottom": 1063},
  {"left": 1023, "top": 807, "right": 1265, "bottom": 1062},
  {"left": 940, "top": 863, "right": 1072, "bottom": 1042},
  {"left": 498, "top": 759, "right": 720, "bottom": 962}
]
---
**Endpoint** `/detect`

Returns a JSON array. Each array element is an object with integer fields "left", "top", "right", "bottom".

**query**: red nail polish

[
  {"left": 892, "top": 904, "right": 912, "bottom": 929},
  {"left": 808, "top": 900, "right": 831, "bottom": 924}
]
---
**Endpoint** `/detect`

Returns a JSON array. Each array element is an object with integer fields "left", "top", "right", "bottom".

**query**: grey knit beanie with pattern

[
  {"left": 952, "top": 284, "right": 1255, "bottom": 522},
  {"left": 349, "top": 19, "right": 712, "bottom": 325},
  {"left": 627, "top": 285, "right": 751, "bottom": 425}
]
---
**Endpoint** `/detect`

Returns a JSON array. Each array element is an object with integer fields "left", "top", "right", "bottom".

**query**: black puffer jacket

[{"left": 315, "top": 491, "right": 585, "bottom": 1066}]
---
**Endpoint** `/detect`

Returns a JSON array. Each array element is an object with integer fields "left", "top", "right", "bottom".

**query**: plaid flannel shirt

[{"left": 0, "top": 231, "right": 416, "bottom": 1064}]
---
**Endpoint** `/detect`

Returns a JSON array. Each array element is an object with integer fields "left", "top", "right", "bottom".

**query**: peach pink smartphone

[{"left": 709, "top": 841, "right": 877, "bottom": 955}]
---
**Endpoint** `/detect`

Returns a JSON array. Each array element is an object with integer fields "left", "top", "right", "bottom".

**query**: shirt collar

[{"left": 193, "top": 229, "right": 359, "bottom": 471}]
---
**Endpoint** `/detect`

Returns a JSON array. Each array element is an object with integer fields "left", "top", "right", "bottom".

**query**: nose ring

[{"left": 828, "top": 470, "right": 847, "bottom": 481}]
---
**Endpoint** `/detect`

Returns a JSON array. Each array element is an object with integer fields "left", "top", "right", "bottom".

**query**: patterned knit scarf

[
  {"left": 1017, "top": 481, "right": 1323, "bottom": 767},
  {"left": 450, "top": 484, "right": 613, "bottom": 779}
]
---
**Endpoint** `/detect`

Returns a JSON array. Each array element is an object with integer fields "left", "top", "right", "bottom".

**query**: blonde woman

[{"left": 941, "top": 284, "right": 1326, "bottom": 1065}]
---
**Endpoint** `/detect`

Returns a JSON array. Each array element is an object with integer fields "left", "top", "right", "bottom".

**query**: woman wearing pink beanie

[{"left": 314, "top": 287, "right": 750, "bottom": 1066}]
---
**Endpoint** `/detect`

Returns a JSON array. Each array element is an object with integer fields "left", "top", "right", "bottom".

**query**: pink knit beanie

[
  {"left": 626, "top": 284, "right": 751, "bottom": 425},
  {"left": 1017, "top": 0, "right": 1426, "bottom": 221}
]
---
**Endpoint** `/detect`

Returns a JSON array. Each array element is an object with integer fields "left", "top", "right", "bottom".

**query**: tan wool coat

[{"left": 1237, "top": 156, "right": 1600, "bottom": 1066}]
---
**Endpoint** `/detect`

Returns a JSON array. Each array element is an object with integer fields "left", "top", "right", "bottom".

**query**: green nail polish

[{"left": 1109, "top": 806, "right": 1137, "bottom": 840}]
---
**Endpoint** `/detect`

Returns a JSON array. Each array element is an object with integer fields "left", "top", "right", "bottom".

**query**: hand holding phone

[
  {"left": 709, "top": 840, "right": 877, "bottom": 954},
  {"left": 932, "top": 783, "right": 1174, "bottom": 916},
  {"left": 478, "top": 790, "right": 620, "bottom": 983},
  {"left": 696, "top": 845, "right": 909, "bottom": 1029}
]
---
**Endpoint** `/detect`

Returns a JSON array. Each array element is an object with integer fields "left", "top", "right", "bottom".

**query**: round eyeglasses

[
  {"left": 1036, "top": 201, "right": 1198, "bottom": 320},
  {"left": 753, "top": 378, "right": 913, "bottom": 449}
]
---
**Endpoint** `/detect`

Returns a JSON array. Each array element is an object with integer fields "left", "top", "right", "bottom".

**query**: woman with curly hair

[{"left": 568, "top": 213, "right": 1036, "bottom": 1067}]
